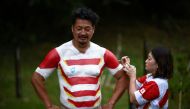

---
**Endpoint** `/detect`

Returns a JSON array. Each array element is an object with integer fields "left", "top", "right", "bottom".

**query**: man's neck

[{"left": 72, "top": 40, "right": 90, "bottom": 53}]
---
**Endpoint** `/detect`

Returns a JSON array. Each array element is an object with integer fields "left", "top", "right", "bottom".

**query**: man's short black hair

[{"left": 71, "top": 7, "right": 99, "bottom": 26}]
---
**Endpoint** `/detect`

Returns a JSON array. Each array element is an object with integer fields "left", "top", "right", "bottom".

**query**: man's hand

[{"left": 47, "top": 105, "right": 61, "bottom": 109}]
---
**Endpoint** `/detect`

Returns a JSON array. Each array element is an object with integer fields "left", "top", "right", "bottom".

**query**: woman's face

[{"left": 145, "top": 52, "right": 158, "bottom": 75}]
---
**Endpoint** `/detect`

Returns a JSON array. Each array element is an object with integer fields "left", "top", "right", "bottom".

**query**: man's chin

[
  {"left": 78, "top": 41, "right": 88, "bottom": 45},
  {"left": 79, "top": 40, "right": 88, "bottom": 44}
]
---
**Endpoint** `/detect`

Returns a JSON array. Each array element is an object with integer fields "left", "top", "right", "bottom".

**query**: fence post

[
  {"left": 15, "top": 44, "right": 22, "bottom": 98},
  {"left": 143, "top": 39, "right": 148, "bottom": 75}
]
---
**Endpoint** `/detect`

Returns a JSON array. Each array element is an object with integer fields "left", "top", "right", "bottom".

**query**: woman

[{"left": 121, "top": 47, "right": 173, "bottom": 109}]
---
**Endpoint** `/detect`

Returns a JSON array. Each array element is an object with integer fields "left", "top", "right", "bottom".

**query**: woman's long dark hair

[{"left": 151, "top": 47, "right": 173, "bottom": 79}]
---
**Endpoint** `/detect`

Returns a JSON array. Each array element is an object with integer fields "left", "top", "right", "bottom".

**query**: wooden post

[
  {"left": 116, "top": 34, "right": 122, "bottom": 58},
  {"left": 178, "top": 80, "right": 182, "bottom": 109},
  {"left": 105, "top": 34, "right": 123, "bottom": 89},
  {"left": 15, "top": 44, "right": 22, "bottom": 98},
  {"left": 143, "top": 39, "right": 148, "bottom": 75}
]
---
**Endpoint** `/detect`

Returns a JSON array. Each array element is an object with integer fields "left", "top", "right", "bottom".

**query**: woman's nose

[{"left": 145, "top": 59, "right": 148, "bottom": 63}]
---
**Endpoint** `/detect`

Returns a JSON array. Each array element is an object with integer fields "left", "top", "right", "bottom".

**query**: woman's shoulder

[{"left": 152, "top": 78, "right": 168, "bottom": 89}]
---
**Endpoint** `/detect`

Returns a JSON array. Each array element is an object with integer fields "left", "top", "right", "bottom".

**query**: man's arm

[
  {"left": 31, "top": 73, "right": 60, "bottom": 109},
  {"left": 31, "top": 73, "right": 54, "bottom": 109},
  {"left": 102, "top": 50, "right": 129, "bottom": 109},
  {"left": 31, "top": 48, "right": 60, "bottom": 109},
  {"left": 102, "top": 70, "right": 128, "bottom": 109}
]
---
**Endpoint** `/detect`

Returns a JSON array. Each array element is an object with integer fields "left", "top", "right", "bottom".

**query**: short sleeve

[
  {"left": 104, "top": 49, "right": 122, "bottom": 75},
  {"left": 136, "top": 75, "right": 147, "bottom": 89},
  {"left": 134, "top": 81, "right": 159, "bottom": 105},
  {"left": 35, "top": 48, "right": 60, "bottom": 79}
]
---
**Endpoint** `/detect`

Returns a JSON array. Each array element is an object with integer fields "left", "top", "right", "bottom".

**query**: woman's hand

[
  {"left": 121, "top": 56, "right": 130, "bottom": 65},
  {"left": 121, "top": 56, "right": 130, "bottom": 72},
  {"left": 121, "top": 56, "right": 136, "bottom": 78},
  {"left": 125, "top": 65, "right": 136, "bottom": 78}
]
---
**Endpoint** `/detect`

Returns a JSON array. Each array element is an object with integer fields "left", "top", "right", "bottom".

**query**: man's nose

[{"left": 80, "top": 29, "right": 87, "bottom": 34}]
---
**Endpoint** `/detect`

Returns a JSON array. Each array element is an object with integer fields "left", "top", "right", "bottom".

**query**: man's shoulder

[
  {"left": 91, "top": 42, "right": 115, "bottom": 53},
  {"left": 55, "top": 40, "right": 73, "bottom": 55},
  {"left": 90, "top": 42, "right": 106, "bottom": 51},
  {"left": 57, "top": 40, "right": 72, "bottom": 48}
]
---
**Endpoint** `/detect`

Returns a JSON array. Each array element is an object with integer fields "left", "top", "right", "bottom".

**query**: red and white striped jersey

[
  {"left": 35, "top": 41, "right": 122, "bottom": 109},
  {"left": 135, "top": 73, "right": 169, "bottom": 109}
]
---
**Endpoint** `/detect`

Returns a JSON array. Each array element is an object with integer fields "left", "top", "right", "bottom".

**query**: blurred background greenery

[{"left": 0, "top": 0, "right": 190, "bottom": 109}]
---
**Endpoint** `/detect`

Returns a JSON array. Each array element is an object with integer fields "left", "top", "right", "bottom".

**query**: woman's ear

[
  {"left": 92, "top": 26, "right": 95, "bottom": 34},
  {"left": 156, "top": 64, "right": 158, "bottom": 70},
  {"left": 71, "top": 25, "right": 74, "bottom": 32}
]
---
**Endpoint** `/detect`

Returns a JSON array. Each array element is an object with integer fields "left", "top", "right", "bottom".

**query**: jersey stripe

[
  {"left": 68, "top": 97, "right": 100, "bottom": 107},
  {"left": 36, "top": 67, "right": 55, "bottom": 79},
  {"left": 137, "top": 75, "right": 147, "bottom": 84},
  {"left": 143, "top": 102, "right": 150, "bottom": 109},
  {"left": 59, "top": 64, "right": 99, "bottom": 85},
  {"left": 64, "top": 85, "right": 100, "bottom": 97},
  {"left": 98, "top": 64, "right": 105, "bottom": 77},
  {"left": 66, "top": 58, "right": 100, "bottom": 66},
  {"left": 159, "top": 89, "right": 169, "bottom": 107}
]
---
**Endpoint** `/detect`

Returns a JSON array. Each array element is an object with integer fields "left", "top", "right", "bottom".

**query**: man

[{"left": 31, "top": 7, "right": 127, "bottom": 109}]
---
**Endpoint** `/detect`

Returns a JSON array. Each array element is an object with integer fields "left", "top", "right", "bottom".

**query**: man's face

[{"left": 72, "top": 19, "right": 95, "bottom": 45}]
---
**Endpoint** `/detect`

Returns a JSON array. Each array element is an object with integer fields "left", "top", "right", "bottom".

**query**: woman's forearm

[{"left": 129, "top": 77, "right": 138, "bottom": 104}]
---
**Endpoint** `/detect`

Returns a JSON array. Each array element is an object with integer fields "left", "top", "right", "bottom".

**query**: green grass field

[{"left": 1, "top": 20, "right": 190, "bottom": 109}]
